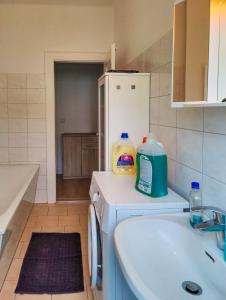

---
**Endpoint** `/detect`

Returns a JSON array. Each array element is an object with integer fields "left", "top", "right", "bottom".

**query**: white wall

[
  {"left": 0, "top": 2, "right": 114, "bottom": 73},
  {"left": 114, "top": 0, "right": 175, "bottom": 66},
  {"left": 55, "top": 63, "right": 103, "bottom": 174}
]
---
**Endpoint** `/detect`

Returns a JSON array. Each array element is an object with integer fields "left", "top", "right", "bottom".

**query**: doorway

[{"left": 54, "top": 62, "right": 103, "bottom": 201}]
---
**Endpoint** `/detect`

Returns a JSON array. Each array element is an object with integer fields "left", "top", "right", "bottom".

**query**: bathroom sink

[{"left": 114, "top": 213, "right": 226, "bottom": 300}]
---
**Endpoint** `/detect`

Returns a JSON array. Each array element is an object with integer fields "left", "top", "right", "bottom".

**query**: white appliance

[
  {"left": 88, "top": 171, "right": 189, "bottom": 300},
  {"left": 98, "top": 73, "right": 150, "bottom": 171}
]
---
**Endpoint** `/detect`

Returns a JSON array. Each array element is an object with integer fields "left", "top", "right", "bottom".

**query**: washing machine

[{"left": 88, "top": 171, "right": 189, "bottom": 300}]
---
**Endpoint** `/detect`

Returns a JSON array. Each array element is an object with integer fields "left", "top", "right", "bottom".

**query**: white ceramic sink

[{"left": 114, "top": 213, "right": 226, "bottom": 300}]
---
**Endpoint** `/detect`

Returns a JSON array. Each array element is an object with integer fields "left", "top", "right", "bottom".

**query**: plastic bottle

[
  {"left": 135, "top": 133, "right": 168, "bottom": 197},
  {"left": 112, "top": 133, "right": 136, "bottom": 175},
  {"left": 189, "top": 182, "right": 202, "bottom": 225}
]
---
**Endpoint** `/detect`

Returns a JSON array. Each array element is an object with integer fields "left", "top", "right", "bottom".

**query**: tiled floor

[{"left": 0, "top": 203, "right": 93, "bottom": 300}]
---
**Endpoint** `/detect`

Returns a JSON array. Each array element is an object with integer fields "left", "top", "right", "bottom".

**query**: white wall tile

[
  {"left": 8, "top": 74, "right": 27, "bottom": 88},
  {"left": 8, "top": 89, "right": 26, "bottom": 103},
  {"left": 0, "top": 119, "right": 8, "bottom": 132},
  {"left": 177, "top": 129, "right": 203, "bottom": 171},
  {"left": 150, "top": 73, "right": 160, "bottom": 98},
  {"left": 28, "top": 119, "right": 46, "bottom": 133},
  {"left": 168, "top": 158, "right": 176, "bottom": 189},
  {"left": 159, "top": 65, "right": 171, "bottom": 96},
  {"left": 28, "top": 147, "right": 46, "bottom": 162},
  {"left": 0, "top": 148, "right": 8, "bottom": 162},
  {"left": 27, "top": 89, "right": 45, "bottom": 103},
  {"left": 203, "top": 133, "right": 226, "bottom": 183},
  {"left": 149, "top": 124, "right": 159, "bottom": 140},
  {"left": 9, "top": 133, "right": 27, "bottom": 147},
  {"left": 9, "top": 148, "right": 27, "bottom": 162},
  {"left": 150, "top": 98, "right": 159, "bottom": 125},
  {"left": 0, "top": 89, "right": 7, "bottom": 103},
  {"left": 28, "top": 133, "right": 46, "bottom": 147},
  {"left": 0, "top": 104, "right": 8, "bottom": 118},
  {"left": 28, "top": 104, "right": 45, "bottom": 118},
  {"left": 159, "top": 95, "right": 176, "bottom": 127},
  {"left": 157, "top": 126, "right": 177, "bottom": 160},
  {"left": 37, "top": 175, "right": 47, "bottom": 189},
  {"left": 177, "top": 108, "right": 203, "bottom": 131},
  {"left": 27, "top": 74, "right": 45, "bottom": 89},
  {"left": 39, "top": 162, "right": 47, "bottom": 175},
  {"left": 159, "top": 30, "right": 173, "bottom": 65},
  {"left": 9, "top": 119, "right": 27, "bottom": 133},
  {"left": 204, "top": 107, "right": 226, "bottom": 134},
  {"left": 8, "top": 104, "right": 27, "bottom": 118},
  {"left": 0, "top": 133, "right": 8, "bottom": 147},
  {"left": 202, "top": 175, "right": 226, "bottom": 210},
  {"left": 35, "top": 189, "right": 48, "bottom": 203},
  {"left": 175, "top": 163, "right": 202, "bottom": 200},
  {"left": 0, "top": 74, "right": 7, "bottom": 88}
]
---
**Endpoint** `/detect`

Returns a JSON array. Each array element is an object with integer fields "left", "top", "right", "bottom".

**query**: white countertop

[{"left": 91, "top": 171, "right": 189, "bottom": 210}]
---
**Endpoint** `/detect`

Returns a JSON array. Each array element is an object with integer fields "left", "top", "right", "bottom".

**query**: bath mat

[{"left": 15, "top": 232, "right": 84, "bottom": 294}]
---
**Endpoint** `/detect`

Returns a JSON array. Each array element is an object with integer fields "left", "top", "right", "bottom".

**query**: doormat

[{"left": 15, "top": 233, "right": 84, "bottom": 294}]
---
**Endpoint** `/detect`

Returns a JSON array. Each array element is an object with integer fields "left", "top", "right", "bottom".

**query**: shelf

[{"left": 171, "top": 101, "right": 226, "bottom": 108}]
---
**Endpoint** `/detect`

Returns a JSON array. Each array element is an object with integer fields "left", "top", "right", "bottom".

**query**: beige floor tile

[
  {"left": 67, "top": 206, "right": 88, "bottom": 216},
  {"left": 15, "top": 295, "right": 51, "bottom": 300},
  {"left": 52, "top": 292, "right": 88, "bottom": 300},
  {"left": 41, "top": 225, "right": 65, "bottom": 233},
  {"left": 59, "top": 216, "right": 79, "bottom": 226},
  {"left": 20, "top": 226, "right": 42, "bottom": 242},
  {"left": 37, "top": 216, "right": 59, "bottom": 226},
  {"left": 26, "top": 215, "right": 39, "bottom": 227},
  {"left": 48, "top": 206, "right": 68, "bottom": 216},
  {"left": 82, "top": 256, "right": 89, "bottom": 277},
  {"left": 6, "top": 259, "right": 23, "bottom": 281},
  {"left": 18, "top": 242, "right": 29, "bottom": 258},
  {"left": 0, "top": 280, "right": 17, "bottom": 300},
  {"left": 64, "top": 225, "right": 86, "bottom": 235},
  {"left": 14, "top": 242, "right": 23, "bottom": 259},
  {"left": 81, "top": 236, "right": 88, "bottom": 256},
  {"left": 31, "top": 205, "right": 49, "bottom": 216}
]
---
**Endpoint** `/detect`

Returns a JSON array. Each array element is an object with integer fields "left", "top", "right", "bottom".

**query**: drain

[{"left": 182, "top": 281, "right": 202, "bottom": 296}]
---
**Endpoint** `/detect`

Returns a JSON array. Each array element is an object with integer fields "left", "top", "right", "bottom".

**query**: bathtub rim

[{"left": 0, "top": 164, "right": 39, "bottom": 234}]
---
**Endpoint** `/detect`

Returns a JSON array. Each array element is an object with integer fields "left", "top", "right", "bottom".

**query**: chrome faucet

[{"left": 191, "top": 206, "right": 226, "bottom": 251}]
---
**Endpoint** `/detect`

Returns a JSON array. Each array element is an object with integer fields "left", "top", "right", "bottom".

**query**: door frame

[{"left": 45, "top": 51, "right": 108, "bottom": 203}]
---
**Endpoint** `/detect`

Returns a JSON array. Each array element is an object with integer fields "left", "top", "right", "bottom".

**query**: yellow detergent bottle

[{"left": 112, "top": 133, "right": 136, "bottom": 175}]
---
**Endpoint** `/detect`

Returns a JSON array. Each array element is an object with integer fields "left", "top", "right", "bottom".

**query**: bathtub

[{"left": 0, "top": 164, "right": 39, "bottom": 289}]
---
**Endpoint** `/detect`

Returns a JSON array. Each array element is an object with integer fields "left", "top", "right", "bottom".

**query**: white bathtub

[{"left": 0, "top": 164, "right": 39, "bottom": 288}]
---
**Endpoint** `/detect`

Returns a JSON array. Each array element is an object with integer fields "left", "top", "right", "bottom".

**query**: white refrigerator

[{"left": 98, "top": 72, "right": 150, "bottom": 171}]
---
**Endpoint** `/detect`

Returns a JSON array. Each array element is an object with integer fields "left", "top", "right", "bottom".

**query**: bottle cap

[
  {"left": 142, "top": 136, "right": 147, "bottom": 144},
  {"left": 191, "top": 182, "right": 200, "bottom": 189},
  {"left": 121, "top": 133, "right": 128, "bottom": 139}
]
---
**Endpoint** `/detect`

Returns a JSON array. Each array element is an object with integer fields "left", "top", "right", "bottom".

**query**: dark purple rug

[{"left": 15, "top": 233, "right": 84, "bottom": 294}]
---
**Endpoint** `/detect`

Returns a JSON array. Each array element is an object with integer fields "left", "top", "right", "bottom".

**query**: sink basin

[{"left": 114, "top": 213, "right": 226, "bottom": 300}]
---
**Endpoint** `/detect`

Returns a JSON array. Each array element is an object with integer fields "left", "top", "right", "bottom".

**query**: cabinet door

[
  {"left": 82, "top": 148, "right": 98, "bottom": 177},
  {"left": 63, "top": 136, "right": 82, "bottom": 178}
]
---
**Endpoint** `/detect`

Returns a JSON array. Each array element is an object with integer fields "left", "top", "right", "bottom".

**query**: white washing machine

[{"left": 88, "top": 171, "right": 189, "bottom": 300}]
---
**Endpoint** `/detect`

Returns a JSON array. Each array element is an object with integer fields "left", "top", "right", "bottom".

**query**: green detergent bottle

[{"left": 135, "top": 134, "right": 168, "bottom": 198}]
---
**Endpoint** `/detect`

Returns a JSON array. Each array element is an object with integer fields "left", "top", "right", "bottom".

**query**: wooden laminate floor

[
  {"left": 56, "top": 175, "right": 91, "bottom": 201},
  {"left": 0, "top": 203, "right": 92, "bottom": 300}
]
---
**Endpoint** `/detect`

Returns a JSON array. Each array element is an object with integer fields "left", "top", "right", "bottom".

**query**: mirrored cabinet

[{"left": 172, "top": 0, "right": 226, "bottom": 107}]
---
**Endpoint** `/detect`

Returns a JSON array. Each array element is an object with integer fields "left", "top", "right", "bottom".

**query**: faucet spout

[{"left": 190, "top": 206, "right": 226, "bottom": 252}]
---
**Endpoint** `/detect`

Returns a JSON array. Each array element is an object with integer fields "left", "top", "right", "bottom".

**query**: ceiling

[{"left": 0, "top": 0, "right": 114, "bottom": 6}]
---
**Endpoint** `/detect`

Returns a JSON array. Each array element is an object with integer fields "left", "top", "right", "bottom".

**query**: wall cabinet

[
  {"left": 63, "top": 133, "right": 98, "bottom": 179},
  {"left": 172, "top": 0, "right": 226, "bottom": 107}
]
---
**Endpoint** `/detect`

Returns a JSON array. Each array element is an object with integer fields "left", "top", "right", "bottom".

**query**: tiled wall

[
  {"left": 0, "top": 73, "right": 47, "bottom": 203},
  {"left": 127, "top": 30, "right": 226, "bottom": 209}
]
